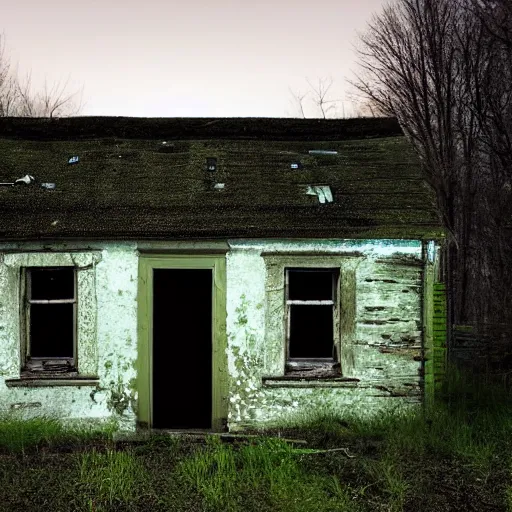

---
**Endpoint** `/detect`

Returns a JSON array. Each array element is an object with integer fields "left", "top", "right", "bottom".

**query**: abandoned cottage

[{"left": 0, "top": 117, "right": 446, "bottom": 432}]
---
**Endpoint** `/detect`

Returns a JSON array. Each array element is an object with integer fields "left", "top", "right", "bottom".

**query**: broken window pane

[
  {"left": 31, "top": 267, "right": 74, "bottom": 300},
  {"left": 30, "top": 304, "right": 74, "bottom": 358},
  {"left": 288, "top": 269, "right": 333, "bottom": 301},
  {"left": 289, "top": 305, "right": 333, "bottom": 358}
]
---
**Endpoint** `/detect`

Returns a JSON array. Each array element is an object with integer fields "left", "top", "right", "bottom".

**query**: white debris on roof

[
  {"left": 308, "top": 150, "right": 338, "bottom": 156},
  {"left": 306, "top": 185, "right": 333, "bottom": 204},
  {"left": 68, "top": 156, "right": 79, "bottom": 164},
  {"left": 213, "top": 183, "right": 225, "bottom": 190},
  {"left": 15, "top": 174, "right": 35, "bottom": 185}
]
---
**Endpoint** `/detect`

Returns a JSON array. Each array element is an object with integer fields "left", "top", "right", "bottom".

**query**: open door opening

[{"left": 152, "top": 268, "right": 212, "bottom": 429}]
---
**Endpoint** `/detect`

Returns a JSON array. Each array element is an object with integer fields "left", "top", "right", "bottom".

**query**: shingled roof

[{"left": 0, "top": 116, "right": 444, "bottom": 241}]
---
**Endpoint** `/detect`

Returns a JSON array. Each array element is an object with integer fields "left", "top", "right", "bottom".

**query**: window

[
  {"left": 264, "top": 254, "right": 358, "bottom": 380},
  {"left": 23, "top": 267, "right": 77, "bottom": 371},
  {"left": 285, "top": 268, "right": 339, "bottom": 364}
]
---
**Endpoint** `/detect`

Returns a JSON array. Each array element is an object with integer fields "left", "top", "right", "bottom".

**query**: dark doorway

[{"left": 152, "top": 269, "right": 212, "bottom": 429}]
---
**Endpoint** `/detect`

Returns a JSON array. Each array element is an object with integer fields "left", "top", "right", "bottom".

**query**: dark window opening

[
  {"left": 286, "top": 269, "right": 338, "bottom": 362},
  {"left": 31, "top": 267, "right": 74, "bottom": 300},
  {"left": 30, "top": 304, "right": 74, "bottom": 358},
  {"left": 289, "top": 305, "right": 333, "bottom": 358},
  {"left": 288, "top": 269, "right": 334, "bottom": 300},
  {"left": 25, "top": 267, "right": 76, "bottom": 367}
]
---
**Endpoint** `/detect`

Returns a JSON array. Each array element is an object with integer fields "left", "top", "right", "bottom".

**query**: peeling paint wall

[
  {"left": 225, "top": 239, "right": 426, "bottom": 430},
  {"left": 0, "top": 238, "right": 431, "bottom": 432},
  {"left": 0, "top": 242, "right": 138, "bottom": 430}
]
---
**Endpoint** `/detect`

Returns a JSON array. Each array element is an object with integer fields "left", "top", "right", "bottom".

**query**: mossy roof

[{"left": 0, "top": 116, "right": 444, "bottom": 241}]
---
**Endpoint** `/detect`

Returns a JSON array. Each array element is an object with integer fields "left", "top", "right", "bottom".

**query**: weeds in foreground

[
  {"left": 76, "top": 449, "right": 146, "bottom": 510},
  {"left": 0, "top": 416, "right": 64, "bottom": 453},
  {"left": 365, "top": 454, "right": 409, "bottom": 512},
  {"left": 177, "top": 436, "right": 354, "bottom": 512},
  {"left": 0, "top": 370, "right": 511, "bottom": 511},
  {"left": 0, "top": 416, "right": 117, "bottom": 454}
]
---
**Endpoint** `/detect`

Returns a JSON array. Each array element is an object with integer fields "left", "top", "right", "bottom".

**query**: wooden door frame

[{"left": 137, "top": 254, "right": 227, "bottom": 431}]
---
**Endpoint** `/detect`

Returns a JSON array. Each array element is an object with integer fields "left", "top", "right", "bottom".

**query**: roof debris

[
  {"left": 68, "top": 156, "right": 80, "bottom": 164},
  {"left": 309, "top": 150, "right": 338, "bottom": 156},
  {"left": 207, "top": 158, "right": 217, "bottom": 171},
  {"left": 213, "top": 183, "right": 225, "bottom": 190},
  {"left": 2, "top": 175, "right": 54, "bottom": 190},
  {"left": 15, "top": 174, "right": 35, "bottom": 185},
  {"left": 306, "top": 185, "right": 334, "bottom": 204}
]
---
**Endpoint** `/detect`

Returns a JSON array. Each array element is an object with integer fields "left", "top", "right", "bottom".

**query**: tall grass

[
  {"left": 76, "top": 449, "right": 146, "bottom": 510},
  {"left": 177, "top": 435, "right": 354, "bottom": 512},
  {"left": 0, "top": 415, "right": 116, "bottom": 453},
  {"left": 0, "top": 416, "right": 66, "bottom": 453},
  {"left": 285, "top": 366, "right": 512, "bottom": 462},
  {"left": 0, "top": 368, "right": 511, "bottom": 511},
  {"left": 263, "top": 368, "right": 512, "bottom": 510},
  {"left": 364, "top": 453, "right": 409, "bottom": 512}
]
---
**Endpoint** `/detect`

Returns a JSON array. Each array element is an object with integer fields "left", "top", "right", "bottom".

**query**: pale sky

[{"left": 2, "top": 0, "right": 385, "bottom": 117}]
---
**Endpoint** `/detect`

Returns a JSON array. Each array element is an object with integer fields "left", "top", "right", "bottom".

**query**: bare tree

[
  {"left": 474, "top": 0, "right": 512, "bottom": 47},
  {"left": 0, "top": 34, "right": 84, "bottom": 118},
  {"left": 14, "top": 72, "right": 84, "bottom": 118},
  {"left": 349, "top": 94, "right": 388, "bottom": 117},
  {"left": 0, "top": 34, "right": 20, "bottom": 117},
  {"left": 351, "top": 0, "right": 512, "bottom": 372},
  {"left": 288, "top": 87, "right": 309, "bottom": 119},
  {"left": 306, "top": 77, "right": 340, "bottom": 119},
  {"left": 470, "top": 0, "right": 512, "bottom": 175},
  {"left": 287, "top": 77, "right": 342, "bottom": 118}
]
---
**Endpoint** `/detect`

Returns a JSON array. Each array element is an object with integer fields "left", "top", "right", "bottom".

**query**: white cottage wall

[
  {"left": 0, "top": 238, "right": 429, "bottom": 432},
  {"left": 225, "top": 240, "right": 425, "bottom": 430},
  {"left": 0, "top": 242, "right": 138, "bottom": 430}
]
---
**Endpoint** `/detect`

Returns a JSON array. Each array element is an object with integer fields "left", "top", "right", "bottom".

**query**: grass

[
  {"left": 177, "top": 436, "right": 354, "bottom": 512},
  {"left": 0, "top": 372, "right": 511, "bottom": 511},
  {"left": 0, "top": 416, "right": 117, "bottom": 454},
  {"left": 0, "top": 416, "right": 65, "bottom": 453},
  {"left": 77, "top": 449, "right": 146, "bottom": 510}
]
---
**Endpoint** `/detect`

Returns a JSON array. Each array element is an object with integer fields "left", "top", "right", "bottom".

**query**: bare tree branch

[
  {"left": 306, "top": 77, "right": 341, "bottom": 119},
  {"left": 0, "top": 33, "right": 84, "bottom": 118},
  {"left": 288, "top": 87, "right": 309, "bottom": 119}
]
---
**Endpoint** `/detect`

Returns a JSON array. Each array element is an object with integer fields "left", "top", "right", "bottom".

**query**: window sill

[
  {"left": 262, "top": 376, "right": 360, "bottom": 388},
  {"left": 285, "top": 360, "right": 341, "bottom": 379},
  {"left": 5, "top": 376, "right": 100, "bottom": 388}
]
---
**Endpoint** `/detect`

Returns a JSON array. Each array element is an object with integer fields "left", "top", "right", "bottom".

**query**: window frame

[
  {"left": 263, "top": 253, "right": 360, "bottom": 380},
  {"left": 21, "top": 266, "right": 78, "bottom": 372},
  {"left": 283, "top": 267, "right": 342, "bottom": 377},
  {"left": 285, "top": 268, "right": 339, "bottom": 363}
]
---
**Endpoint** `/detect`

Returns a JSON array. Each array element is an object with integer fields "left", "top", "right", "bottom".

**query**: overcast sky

[{"left": 3, "top": 0, "right": 385, "bottom": 117}]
